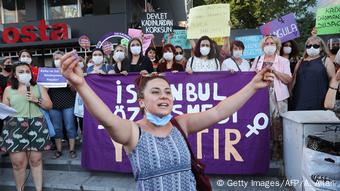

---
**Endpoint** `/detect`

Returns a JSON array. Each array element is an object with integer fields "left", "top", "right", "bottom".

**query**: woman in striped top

[{"left": 60, "top": 50, "right": 274, "bottom": 190}]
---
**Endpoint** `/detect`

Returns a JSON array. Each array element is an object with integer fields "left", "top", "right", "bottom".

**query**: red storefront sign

[{"left": 2, "top": 20, "right": 70, "bottom": 44}]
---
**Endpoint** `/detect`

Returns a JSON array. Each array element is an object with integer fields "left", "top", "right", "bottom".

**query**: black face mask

[
  {"left": 330, "top": 46, "right": 339, "bottom": 55},
  {"left": 4, "top": 65, "right": 12, "bottom": 72}
]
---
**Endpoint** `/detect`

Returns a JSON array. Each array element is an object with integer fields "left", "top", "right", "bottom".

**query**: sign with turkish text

[
  {"left": 316, "top": 5, "right": 340, "bottom": 35},
  {"left": 164, "top": 30, "right": 191, "bottom": 49},
  {"left": 82, "top": 72, "right": 270, "bottom": 174},
  {"left": 37, "top": 68, "right": 67, "bottom": 88},
  {"left": 96, "top": 32, "right": 131, "bottom": 49},
  {"left": 141, "top": 12, "right": 173, "bottom": 34},
  {"left": 259, "top": 13, "right": 300, "bottom": 43},
  {"left": 235, "top": 35, "right": 263, "bottom": 59},
  {"left": 102, "top": 41, "right": 113, "bottom": 55},
  {"left": 78, "top": 35, "right": 91, "bottom": 49},
  {"left": 187, "top": 4, "right": 230, "bottom": 39}
]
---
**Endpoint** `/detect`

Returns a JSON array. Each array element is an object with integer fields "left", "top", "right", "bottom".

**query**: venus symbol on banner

[{"left": 245, "top": 113, "right": 269, "bottom": 138}]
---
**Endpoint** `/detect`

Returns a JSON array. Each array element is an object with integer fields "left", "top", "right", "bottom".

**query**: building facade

[{"left": 0, "top": 0, "right": 186, "bottom": 66}]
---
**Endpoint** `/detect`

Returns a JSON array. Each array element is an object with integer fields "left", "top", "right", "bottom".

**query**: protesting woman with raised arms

[{"left": 60, "top": 50, "right": 274, "bottom": 190}]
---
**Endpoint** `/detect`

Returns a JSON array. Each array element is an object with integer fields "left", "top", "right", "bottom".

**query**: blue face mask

[{"left": 146, "top": 111, "right": 173, "bottom": 126}]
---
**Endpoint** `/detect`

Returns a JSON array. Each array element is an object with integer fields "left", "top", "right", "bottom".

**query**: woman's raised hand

[
  {"left": 60, "top": 50, "right": 85, "bottom": 88},
  {"left": 250, "top": 67, "right": 275, "bottom": 90}
]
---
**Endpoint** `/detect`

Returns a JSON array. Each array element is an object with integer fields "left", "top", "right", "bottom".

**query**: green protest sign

[
  {"left": 316, "top": 5, "right": 340, "bottom": 35},
  {"left": 164, "top": 30, "right": 191, "bottom": 49}
]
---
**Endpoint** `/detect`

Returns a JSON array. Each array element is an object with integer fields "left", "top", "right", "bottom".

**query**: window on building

[
  {"left": 46, "top": 0, "right": 81, "bottom": 20},
  {"left": 17, "top": 0, "right": 26, "bottom": 22},
  {"left": 0, "top": 0, "right": 26, "bottom": 24},
  {"left": 81, "top": 0, "right": 93, "bottom": 16}
]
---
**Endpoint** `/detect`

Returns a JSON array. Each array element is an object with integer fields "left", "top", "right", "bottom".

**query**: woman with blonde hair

[
  {"left": 291, "top": 36, "right": 335, "bottom": 111},
  {"left": 251, "top": 35, "right": 292, "bottom": 160}
]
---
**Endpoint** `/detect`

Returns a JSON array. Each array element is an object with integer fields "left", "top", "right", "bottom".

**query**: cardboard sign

[
  {"left": 235, "top": 35, "right": 263, "bottom": 59},
  {"left": 141, "top": 12, "right": 173, "bottom": 34},
  {"left": 187, "top": 4, "right": 230, "bottom": 39},
  {"left": 163, "top": 30, "right": 191, "bottom": 49},
  {"left": 128, "top": 28, "right": 142, "bottom": 38},
  {"left": 37, "top": 68, "right": 67, "bottom": 88},
  {"left": 316, "top": 5, "right": 340, "bottom": 35},
  {"left": 78, "top": 35, "right": 90, "bottom": 49},
  {"left": 259, "top": 13, "right": 300, "bottom": 43},
  {"left": 102, "top": 41, "right": 113, "bottom": 55}
]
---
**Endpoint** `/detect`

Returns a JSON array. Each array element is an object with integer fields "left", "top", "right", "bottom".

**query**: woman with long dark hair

[
  {"left": 124, "top": 38, "right": 153, "bottom": 74},
  {"left": 0, "top": 62, "right": 52, "bottom": 191}
]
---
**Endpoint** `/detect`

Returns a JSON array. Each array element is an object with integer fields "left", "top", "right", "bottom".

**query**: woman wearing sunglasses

[
  {"left": 291, "top": 36, "right": 335, "bottom": 110},
  {"left": 175, "top": 45, "right": 187, "bottom": 68}
]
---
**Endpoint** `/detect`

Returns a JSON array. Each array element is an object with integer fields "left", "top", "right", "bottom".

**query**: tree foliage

[{"left": 202, "top": 0, "right": 316, "bottom": 29}]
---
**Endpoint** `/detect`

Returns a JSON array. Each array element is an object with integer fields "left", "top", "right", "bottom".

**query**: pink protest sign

[
  {"left": 142, "top": 34, "right": 153, "bottom": 55},
  {"left": 128, "top": 28, "right": 142, "bottom": 38}
]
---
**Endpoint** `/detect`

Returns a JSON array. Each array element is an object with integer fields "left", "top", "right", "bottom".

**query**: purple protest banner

[
  {"left": 82, "top": 72, "right": 270, "bottom": 174},
  {"left": 260, "top": 13, "right": 300, "bottom": 43}
]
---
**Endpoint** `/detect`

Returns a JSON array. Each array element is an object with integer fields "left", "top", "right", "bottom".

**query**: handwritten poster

[{"left": 187, "top": 4, "right": 230, "bottom": 39}]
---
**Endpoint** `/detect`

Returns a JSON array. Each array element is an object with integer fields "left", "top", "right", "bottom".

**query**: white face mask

[
  {"left": 233, "top": 50, "right": 243, "bottom": 58},
  {"left": 264, "top": 45, "right": 277, "bottom": 56},
  {"left": 306, "top": 47, "right": 320, "bottom": 57},
  {"left": 92, "top": 56, "right": 103, "bottom": 65},
  {"left": 200, "top": 47, "right": 210, "bottom": 56},
  {"left": 130, "top": 46, "right": 141, "bottom": 55},
  {"left": 20, "top": 57, "right": 32, "bottom": 65},
  {"left": 113, "top": 51, "right": 125, "bottom": 62},
  {"left": 163, "top": 52, "right": 174, "bottom": 61},
  {"left": 283, "top": 47, "right": 292, "bottom": 54},
  {"left": 54, "top": 60, "right": 61, "bottom": 68},
  {"left": 175, "top": 54, "right": 184, "bottom": 61},
  {"left": 18, "top": 73, "right": 32, "bottom": 85}
]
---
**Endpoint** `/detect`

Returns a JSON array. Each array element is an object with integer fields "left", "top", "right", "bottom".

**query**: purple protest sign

[
  {"left": 260, "top": 13, "right": 300, "bottom": 43},
  {"left": 82, "top": 72, "right": 270, "bottom": 174}
]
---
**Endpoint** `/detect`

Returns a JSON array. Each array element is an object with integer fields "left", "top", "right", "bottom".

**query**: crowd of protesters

[{"left": 0, "top": 26, "right": 339, "bottom": 190}]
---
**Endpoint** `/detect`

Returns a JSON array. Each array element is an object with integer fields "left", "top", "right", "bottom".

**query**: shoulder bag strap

[
  {"left": 230, "top": 57, "right": 242, "bottom": 71},
  {"left": 190, "top": 57, "right": 195, "bottom": 69},
  {"left": 171, "top": 118, "right": 195, "bottom": 157},
  {"left": 214, "top": 58, "right": 220, "bottom": 70}
]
